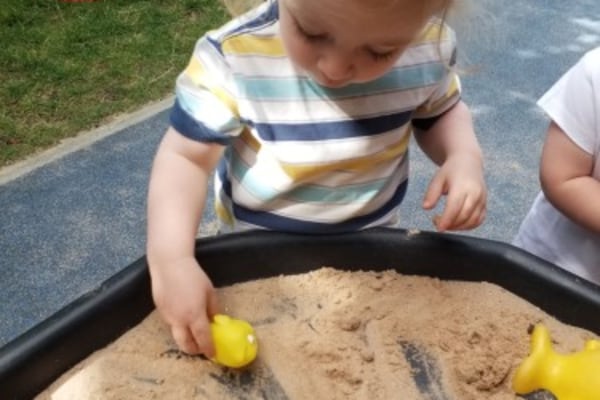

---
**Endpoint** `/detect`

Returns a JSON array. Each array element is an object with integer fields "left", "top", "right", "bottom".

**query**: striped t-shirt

[{"left": 170, "top": 0, "right": 461, "bottom": 234}]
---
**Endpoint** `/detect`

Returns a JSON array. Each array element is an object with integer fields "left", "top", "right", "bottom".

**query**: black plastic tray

[{"left": 2, "top": 228, "right": 600, "bottom": 399}]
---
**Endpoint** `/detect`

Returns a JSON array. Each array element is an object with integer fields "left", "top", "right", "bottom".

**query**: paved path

[{"left": 1, "top": 1, "right": 600, "bottom": 346}]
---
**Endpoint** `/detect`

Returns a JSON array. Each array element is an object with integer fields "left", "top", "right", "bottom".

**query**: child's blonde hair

[
  {"left": 222, "top": 0, "right": 462, "bottom": 20},
  {"left": 221, "top": 0, "right": 481, "bottom": 72}
]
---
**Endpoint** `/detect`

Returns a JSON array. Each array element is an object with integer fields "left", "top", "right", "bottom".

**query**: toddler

[
  {"left": 514, "top": 47, "right": 600, "bottom": 283},
  {"left": 147, "top": 0, "right": 487, "bottom": 356}
]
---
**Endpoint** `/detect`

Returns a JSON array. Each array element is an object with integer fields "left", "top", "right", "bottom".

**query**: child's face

[{"left": 279, "top": 0, "right": 441, "bottom": 88}]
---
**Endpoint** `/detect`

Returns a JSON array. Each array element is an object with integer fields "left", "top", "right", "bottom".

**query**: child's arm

[
  {"left": 540, "top": 121, "right": 600, "bottom": 233},
  {"left": 146, "top": 127, "right": 225, "bottom": 356},
  {"left": 414, "top": 100, "right": 487, "bottom": 232}
]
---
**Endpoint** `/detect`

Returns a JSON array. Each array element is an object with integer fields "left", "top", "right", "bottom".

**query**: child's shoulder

[
  {"left": 580, "top": 46, "right": 600, "bottom": 68},
  {"left": 207, "top": 1, "right": 278, "bottom": 44},
  {"left": 396, "top": 18, "right": 456, "bottom": 67},
  {"left": 566, "top": 46, "right": 600, "bottom": 87},
  {"left": 422, "top": 18, "right": 456, "bottom": 42}
]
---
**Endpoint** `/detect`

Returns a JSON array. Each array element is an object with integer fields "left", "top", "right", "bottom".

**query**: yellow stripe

[
  {"left": 446, "top": 75, "right": 459, "bottom": 95},
  {"left": 215, "top": 199, "right": 234, "bottom": 226},
  {"left": 184, "top": 57, "right": 239, "bottom": 116},
  {"left": 222, "top": 35, "right": 285, "bottom": 56},
  {"left": 419, "top": 76, "right": 460, "bottom": 114},
  {"left": 239, "top": 127, "right": 261, "bottom": 153},
  {"left": 416, "top": 22, "right": 448, "bottom": 43},
  {"left": 279, "top": 132, "right": 411, "bottom": 181}
]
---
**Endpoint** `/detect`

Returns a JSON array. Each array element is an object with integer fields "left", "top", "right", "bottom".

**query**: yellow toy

[
  {"left": 210, "top": 314, "right": 258, "bottom": 368},
  {"left": 513, "top": 323, "right": 600, "bottom": 400}
]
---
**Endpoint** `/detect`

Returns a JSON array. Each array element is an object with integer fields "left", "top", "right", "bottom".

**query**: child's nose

[{"left": 318, "top": 51, "right": 354, "bottom": 81}]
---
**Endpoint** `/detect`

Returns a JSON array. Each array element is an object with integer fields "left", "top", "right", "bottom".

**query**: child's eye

[
  {"left": 295, "top": 21, "right": 328, "bottom": 43},
  {"left": 369, "top": 49, "right": 396, "bottom": 62}
]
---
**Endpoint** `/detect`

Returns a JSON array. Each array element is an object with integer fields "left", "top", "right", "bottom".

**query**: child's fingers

[
  {"left": 449, "top": 195, "right": 479, "bottom": 228},
  {"left": 207, "top": 290, "right": 220, "bottom": 319},
  {"left": 172, "top": 324, "right": 200, "bottom": 355},
  {"left": 436, "top": 191, "right": 483, "bottom": 231},
  {"left": 448, "top": 204, "right": 486, "bottom": 231},
  {"left": 442, "top": 197, "right": 487, "bottom": 231},
  {"left": 191, "top": 317, "right": 215, "bottom": 358},
  {"left": 467, "top": 207, "right": 486, "bottom": 229},
  {"left": 423, "top": 172, "right": 445, "bottom": 210},
  {"left": 434, "top": 194, "right": 466, "bottom": 232}
]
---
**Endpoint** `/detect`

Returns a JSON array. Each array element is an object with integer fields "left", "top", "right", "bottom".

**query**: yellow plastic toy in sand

[
  {"left": 513, "top": 323, "right": 600, "bottom": 400},
  {"left": 210, "top": 314, "right": 258, "bottom": 368}
]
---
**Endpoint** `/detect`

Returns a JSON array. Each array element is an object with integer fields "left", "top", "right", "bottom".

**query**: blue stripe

[
  {"left": 231, "top": 1, "right": 278, "bottom": 35},
  {"left": 253, "top": 111, "right": 412, "bottom": 141},
  {"left": 235, "top": 63, "right": 445, "bottom": 101},
  {"left": 217, "top": 164, "right": 408, "bottom": 233},
  {"left": 206, "top": 37, "right": 224, "bottom": 56},
  {"left": 207, "top": 2, "right": 278, "bottom": 55},
  {"left": 228, "top": 1, "right": 278, "bottom": 36},
  {"left": 170, "top": 99, "right": 231, "bottom": 145}
]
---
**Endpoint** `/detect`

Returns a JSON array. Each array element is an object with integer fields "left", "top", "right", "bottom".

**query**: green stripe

[{"left": 235, "top": 63, "right": 445, "bottom": 100}]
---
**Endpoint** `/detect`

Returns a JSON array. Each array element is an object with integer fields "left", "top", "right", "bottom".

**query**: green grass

[{"left": 0, "top": 0, "right": 229, "bottom": 167}]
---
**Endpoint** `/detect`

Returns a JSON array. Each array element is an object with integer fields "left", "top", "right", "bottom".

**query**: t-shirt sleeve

[
  {"left": 412, "top": 25, "right": 462, "bottom": 124},
  {"left": 169, "top": 35, "right": 243, "bottom": 145},
  {"left": 537, "top": 49, "right": 599, "bottom": 155}
]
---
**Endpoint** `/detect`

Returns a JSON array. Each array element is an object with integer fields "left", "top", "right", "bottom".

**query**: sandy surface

[{"left": 36, "top": 267, "right": 596, "bottom": 399}]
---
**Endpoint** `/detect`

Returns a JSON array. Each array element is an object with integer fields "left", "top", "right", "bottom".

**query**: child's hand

[
  {"left": 423, "top": 152, "right": 487, "bottom": 232},
  {"left": 150, "top": 256, "right": 219, "bottom": 357}
]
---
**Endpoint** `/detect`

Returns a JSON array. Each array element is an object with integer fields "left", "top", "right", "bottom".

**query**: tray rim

[{"left": 1, "top": 227, "right": 599, "bottom": 399}]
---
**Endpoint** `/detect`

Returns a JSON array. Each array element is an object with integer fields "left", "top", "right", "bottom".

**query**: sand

[{"left": 36, "top": 267, "right": 596, "bottom": 399}]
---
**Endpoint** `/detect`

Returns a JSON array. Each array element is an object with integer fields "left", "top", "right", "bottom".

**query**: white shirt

[{"left": 514, "top": 47, "right": 600, "bottom": 283}]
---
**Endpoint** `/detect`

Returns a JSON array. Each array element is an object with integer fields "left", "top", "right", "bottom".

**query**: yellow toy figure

[
  {"left": 513, "top": 324, "right": 600, "bottom": 400},
  {"left": 210, "top": 314, "right": 258, "bottom": 368}
]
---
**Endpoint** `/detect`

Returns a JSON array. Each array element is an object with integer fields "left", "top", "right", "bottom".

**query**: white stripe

[
  {"left": 314, "top": 154, "right": 408, "bottom": 186},
  {"left": 176, "top": 86, "right": 238, "bottom": 132},
  {"left": 226, "top": 165, "right": 407, "bottom": 221},
  {"left": 264, "top": 128, "right": 410, "bottom": 164},
  {"left": 230, "top": 140, "right": 295, "bottom": 191},
  {"left": 231, "top": 137, "right": 409, "bottom": 187},
  {"left": 192, "top": 41, "right": 238, "bottom": 95}
]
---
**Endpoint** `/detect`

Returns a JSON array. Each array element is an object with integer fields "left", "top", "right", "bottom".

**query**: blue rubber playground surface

[{"left": 1, "top": 1, "right": 600, "bottom": 347}]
